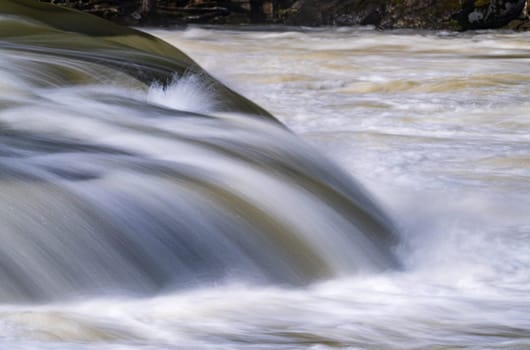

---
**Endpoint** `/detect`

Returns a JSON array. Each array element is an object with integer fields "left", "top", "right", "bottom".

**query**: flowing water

[
  {"left": 1, "top": 2, "right": 530, "bottom": 348},
  {"left": 143, "top": 28, "right": 530, "bottom": 350}
]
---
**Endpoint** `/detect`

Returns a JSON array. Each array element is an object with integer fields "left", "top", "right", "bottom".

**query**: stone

[
  {"left": 35, "top": 0, "right": 530, "bottom": 30},
  {"left": 505, "top": 17, "right": 530, "bottom": 29},
  {"left": 458, "top": 0, "right": 528, "bottom": 29},
  {"left": 285, "top": 0, "right": 385, "bottom": 26},
  {"left": 285, "top": 0, "right": 529, "bottom": 30}
]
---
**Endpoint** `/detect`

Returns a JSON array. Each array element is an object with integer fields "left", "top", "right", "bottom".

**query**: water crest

[{"left": 0, "top": 0, "right": 399, "bottom": 303}]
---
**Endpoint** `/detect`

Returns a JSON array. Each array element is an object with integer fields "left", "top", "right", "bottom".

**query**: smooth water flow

[
  {"left": 1, "top": 1, "right": 529, "bottom": 349},
  {"left": 144, "top": 27, "right": 530, "bottom": 349},
  {"left": 0, "top": 7, "right": 399, "bottom": 303},
  {"left": 0, "top": 0, "right": 399, "bottom": 303}
]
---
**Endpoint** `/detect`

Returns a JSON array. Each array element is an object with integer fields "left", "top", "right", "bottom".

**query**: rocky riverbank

[{"left": 38, "top": 0, "right": 530, "bottom": 30}]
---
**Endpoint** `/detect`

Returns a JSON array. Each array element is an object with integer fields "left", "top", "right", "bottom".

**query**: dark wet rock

[
  {"left": 286, "top": 0, "right": 529, "bottom": 30},
  {"left": 284, "top": 0, "right": 385, "bottom": 26},
  {"left": 380, "top": 0, "right": 463, "bottom": 30},
  {"left": 36, "top": 0, "right": 530, "bottom": 30},
  {"left": 505, "top": 17, "right": 530, "bottom": 29},
  {"left": 458, "top": 0, "right": 528, "bottom": 29}
]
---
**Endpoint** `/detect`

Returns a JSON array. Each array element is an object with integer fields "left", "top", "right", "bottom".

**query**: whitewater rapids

[
  {"left": 144, "top": 26, "right": 530, "bottom": 350},
  {"left": 1, "top": 2, "right": 530, "bottom": 349}
]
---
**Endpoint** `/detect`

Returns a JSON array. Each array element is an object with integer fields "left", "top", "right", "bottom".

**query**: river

[
  {"left": 144, "top": 27, "right": 530, "bottom": 349},
  {"left": 1, "top": 11, "right": 530, "bottom": 349}
]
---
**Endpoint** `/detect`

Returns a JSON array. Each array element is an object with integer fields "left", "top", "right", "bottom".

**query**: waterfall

[{"left": 0, "top": 0, "right": 399, "bottom": 302}]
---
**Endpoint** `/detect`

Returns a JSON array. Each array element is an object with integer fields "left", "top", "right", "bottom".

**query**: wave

[{"left": 0, "top": 0, "right": 400, "bottom": 302}]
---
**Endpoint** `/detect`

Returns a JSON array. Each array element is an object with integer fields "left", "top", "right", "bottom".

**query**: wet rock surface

[
  {"left": 458, "top": 0, "right": 528, "bottom": 29},
  {"left": 37, "top": 0, "right": 530, "bottom": 30}
]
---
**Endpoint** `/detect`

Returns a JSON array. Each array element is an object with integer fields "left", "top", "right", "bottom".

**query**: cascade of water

[{"left": 0, "top": 0, "right": 399, "bottom": 302}]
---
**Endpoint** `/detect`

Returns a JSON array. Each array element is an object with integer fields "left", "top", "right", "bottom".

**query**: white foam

[{"left": 146, "top": 74, "right": 219, "bottom": 114}]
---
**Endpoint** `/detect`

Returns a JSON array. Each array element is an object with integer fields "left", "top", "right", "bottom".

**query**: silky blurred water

[{"left": 1, "top": 26, "right": 530, "bottom": 349}]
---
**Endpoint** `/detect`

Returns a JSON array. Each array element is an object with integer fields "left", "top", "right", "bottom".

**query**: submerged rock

[
  {"left": 2, "top": 0, "right": 275, "bottom": 119},
  {"left": 0, "top": 0, "right": 402, "bottom": 301}
]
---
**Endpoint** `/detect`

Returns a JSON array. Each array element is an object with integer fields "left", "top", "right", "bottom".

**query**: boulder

[
  {"left": 285, "top": 0, "right": 529, "bottom": 30},
  {"left": 458, "top": 0, "right": 528, "bottom": 29},
  {"left": 36, "top": 0, "right": 530, "bottom": 30},
  {"left": 285, "top": 0, "right": 386, "bottom": 26}
]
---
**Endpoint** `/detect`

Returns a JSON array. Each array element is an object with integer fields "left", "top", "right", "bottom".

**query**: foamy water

[
  {"left": 1, "top": 24, "right": 529, "bottom": 349},
  {"left": 152, "top": 27, "right": 530, "bottom": 348}
]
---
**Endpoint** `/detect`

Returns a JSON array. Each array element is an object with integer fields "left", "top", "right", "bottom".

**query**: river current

[
  {"left": 144, "top": 27, "right": 530, "bottom": 349},
  {"left": 1, "top": 16, "right": 530, "bottom": 350}
]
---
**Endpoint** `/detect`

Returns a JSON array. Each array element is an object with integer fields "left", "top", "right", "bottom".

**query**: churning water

[
  {"left": 145, "top": 27, "right": 530, "bottom": 350},
  {"left": 1, "top": 1, "right": 530, "bottom": 348}
]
